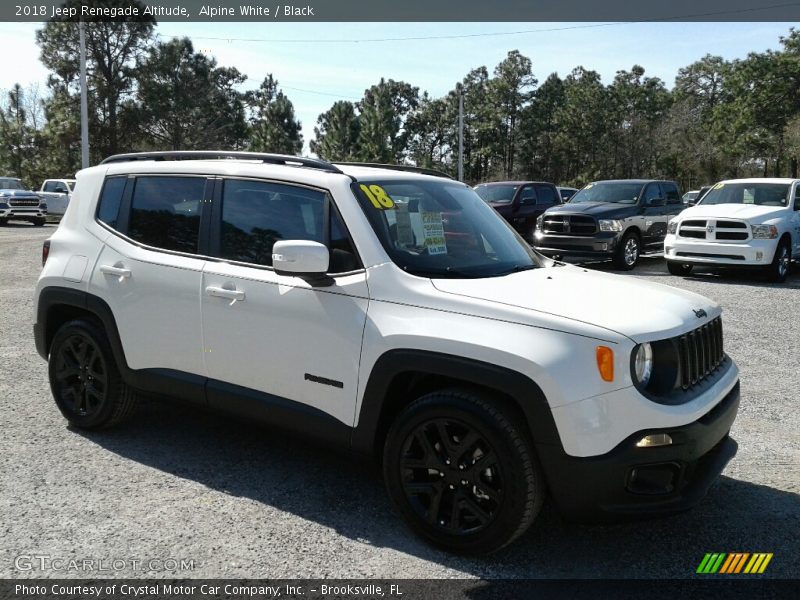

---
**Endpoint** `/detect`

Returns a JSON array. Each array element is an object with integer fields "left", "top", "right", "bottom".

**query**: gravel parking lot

[{"left": 1, "top": 223, "right": 798, "bottom": 580}]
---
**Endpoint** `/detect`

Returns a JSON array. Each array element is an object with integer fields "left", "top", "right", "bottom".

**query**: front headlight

[
  {"left": 598, "top": 219, "right": 623, "bottom": 232},
  {"left": 667, "top": 220, "right": 678, "bottom": 234},
  {"left": 536, "top": 215, "right": 544, "bottom": 230},
  {"left": 751, "top": 224, "right": 778, "bottom": 239},
  {"left": 633, "top": 343, "right": 653, "bottom": 387}
]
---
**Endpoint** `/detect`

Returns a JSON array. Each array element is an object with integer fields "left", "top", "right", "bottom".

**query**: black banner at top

[{"left": 4, "top": 0, "right": 800, "bottom": 22}]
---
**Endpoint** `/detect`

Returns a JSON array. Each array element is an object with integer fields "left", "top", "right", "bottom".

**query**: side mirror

[
  {"left": 272, "top": 240, "right": 332, "bottom": 287},
  {"left": 647, "top": 197, "right": 666, "bottom": 207}
]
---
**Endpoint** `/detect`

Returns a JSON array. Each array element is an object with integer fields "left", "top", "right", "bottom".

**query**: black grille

[
  {"left": 715, "top": 231, "right": 748, "bottom": 240},
  {"left": 676, "top": 318, "right": 724, "bottom": 390},
  {"left": 716, "top": 220, "right": 746, "bottom": 228},
  {"left": 542, "top": 214, "right": 597, "bottom": 235},
  {"left": 9, "top": 199, "right": 39, "bottom": 207}
]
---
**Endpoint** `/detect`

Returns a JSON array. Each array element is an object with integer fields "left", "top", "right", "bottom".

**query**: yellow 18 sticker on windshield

[{"left": 360, "top": 184, "right": 395, "bottom": 209}]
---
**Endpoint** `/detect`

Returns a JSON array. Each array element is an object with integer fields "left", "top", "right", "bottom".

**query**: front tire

[
  {"left": 667, "top": 261, "right": 693, "bottom": 276},
  {"left": 767, "top": 240, "right": 791, "bottom": 283},
  {"left": 33, "top": 217, "right": 46, "bottom": 226},
  {"left": 383, "top": 389, "right": 545, "bottom": 554},
  {"left": 613, "top": 231, "right": 640, "bottom": 270},
  {"left": 48, "top": 319, "right": 138, "bottom": 429}
]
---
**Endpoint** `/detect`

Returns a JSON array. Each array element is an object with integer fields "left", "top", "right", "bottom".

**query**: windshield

[
  {"left": 569, "top": 182, "right": 643, "bottom": 204},
  {"left": 354, "top": 179, "right": 542, "bottom": 278},
  {"left": 0, "top": 178, "right": 25, "bottom": 190},
  {"left": 699, "top": 183, "right": 790, "bottom": 207},
  {"left": 474, "top": 184, "right": 518, "bottom": 205}
]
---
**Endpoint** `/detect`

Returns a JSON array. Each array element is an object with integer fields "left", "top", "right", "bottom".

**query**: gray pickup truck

[{"left": 0, "top": 177, "right": 47, "bottom": 226}]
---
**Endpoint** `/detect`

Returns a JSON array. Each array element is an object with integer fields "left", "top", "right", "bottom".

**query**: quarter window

[
  {"left": 96, "top": 177, "right": 127, "bottom": 229},
  {"left": 128, "top": 176, "right": 205, "bottom": 253}
]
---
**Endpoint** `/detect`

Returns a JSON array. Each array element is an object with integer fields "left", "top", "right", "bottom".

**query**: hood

[
  {"left": 0, "top": 189, "right": 39, "bottom": 198},
  {"left": 545, "top": 201, "right": 634, "bottom": 218},
  {"left": 431, "top": 265, "right": 719, "bottom": 342},
  {"left": 681, "top": 203, "right": 786, "bottom": 221}
]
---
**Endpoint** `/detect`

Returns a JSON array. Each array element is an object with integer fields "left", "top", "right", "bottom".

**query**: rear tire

[
  {"left": 667, "top": 261, "right": 693, "bottom": 276},
  {"left": 613, "top": 231, "right": 640, "bottom": 270},
  {"left": 48, "top": 319, "right": 138, "bottom": 429},
  {"left": 383, "top": 389, "right": 545, "bottom": 554},
  {"left": 33, "top": 217, "right": 46, "bottom": 226},
  {"left": 766, "top": 240, "right": 791, "bottom": 283}
]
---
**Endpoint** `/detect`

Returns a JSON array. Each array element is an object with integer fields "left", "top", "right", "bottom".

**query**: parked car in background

[
  {"left": 557, "top": 186, "right": 578, "bottom": 202},
  {"left": 0, "top": 177, "right": 47, "bottom": 226},
  {"left": 39, "top": 178, "right": 76, "bottom": 218},
  {"left": 474, "top": 180, "right": 561, "bottom": 241},
  {"left": 683, "top": 190, "right": 700, "bottom": 204},
  {"left": 665, "top": 178, "right": 800, "bottom": 282},
  {"left": 534, "top": 179, "right": 684, "bottom": 270}
]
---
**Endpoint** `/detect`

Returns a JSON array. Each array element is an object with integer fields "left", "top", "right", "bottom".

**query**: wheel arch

[{"left": 351, "top": 349, "right": 561, "bottom": 459}]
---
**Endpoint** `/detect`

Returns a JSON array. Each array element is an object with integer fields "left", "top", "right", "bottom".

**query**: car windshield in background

[
  {"left": 354, "top": 179, "right": 541, "bottom": 278},
  {"left": 0, "top": 178, "right": 25, "bottom": 190},
  {"left": 569, "top": 182, "right": 642, "bottom": 204},
  {"left": 699, "top": 183, "right": 790, "bottom": 207},
  {"left": 474, "top": 184, "right": 518, "bottom": 204}
]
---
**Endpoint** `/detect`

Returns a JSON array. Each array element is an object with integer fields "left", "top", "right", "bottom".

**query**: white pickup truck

[
  {"left": 665, "top": 178, "right": 800, "bottom": 282},
  {"left": 38, "top": 178, "right": 76, "bottom": 218}
]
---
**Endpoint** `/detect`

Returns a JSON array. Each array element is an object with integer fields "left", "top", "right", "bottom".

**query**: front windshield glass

[
  {"left": 0, "top": 178, "right": 24, "bottom": 190},
  {"left": 699, "top": 182, "right": 790, "bottom": 207},
  {"left": 474, "top": 184, "right": 518, "bottom": 205},
  {"left": 354, "top": 179, "right": 542, "bottom": 278},
  {"left": 569, "top": 182, "right": 643, "bottom": 204}
]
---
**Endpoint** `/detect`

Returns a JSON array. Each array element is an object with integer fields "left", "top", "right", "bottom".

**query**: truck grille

[
  {"left": 675, "top": 317, "right": 725, "bottom": 390},
  {"left": 542, "top": 214, "right": 597, "bottom": 235},
  {"left": 677, "top": 219, "right": 749, "bottom": 241},
  {"left": 9, "top": 198, "right": 40, "bottom": 207}
]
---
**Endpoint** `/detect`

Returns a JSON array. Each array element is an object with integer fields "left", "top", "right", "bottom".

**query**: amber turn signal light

[{"left": 596, "top": 346, "right": 614, "bottom": 382}]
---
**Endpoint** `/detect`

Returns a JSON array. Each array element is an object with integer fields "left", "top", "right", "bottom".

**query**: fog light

[
  {"left": 636, "top": 433, "right": 673, "bottom": 448},
  {"left": 756, "top": 251, "right": 763, "bottom": 261},
  {"left": 600, "top": 243, "right": 607, "bottom": 250}
]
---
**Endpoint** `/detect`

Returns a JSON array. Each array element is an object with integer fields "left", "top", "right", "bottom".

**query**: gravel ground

[{"left": 0, "top": 223, "right": 797, "bottom": 580}]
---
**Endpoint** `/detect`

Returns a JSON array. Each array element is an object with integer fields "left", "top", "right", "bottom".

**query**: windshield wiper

[{"left": 492, "top": 264, "right": 539, "bottom": 276}]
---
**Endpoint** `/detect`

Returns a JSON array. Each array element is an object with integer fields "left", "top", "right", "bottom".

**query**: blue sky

[{"left": 1, "top": 21, "right": 797, "bottom": 152}]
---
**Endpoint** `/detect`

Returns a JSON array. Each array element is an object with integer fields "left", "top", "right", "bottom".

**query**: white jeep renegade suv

[
  {"left": 34, "top": 152, "right": 740, "bottom": 554},
  {"left": 665, "top": 178, "right": 800, "bottom": 282}
]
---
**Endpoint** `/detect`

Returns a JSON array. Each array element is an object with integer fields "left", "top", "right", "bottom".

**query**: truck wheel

[
  {"left": 613, "top": 231, "right": 640, "bottom": 270},
  {"left": 0, "top": 218, "right": 7, "bottom": 226},
  {"left": 33, "top": 218, "right": 46, "bottom": 227},
  {"left": 767, "top": 240, "right": 791, "bottom": 283},
  {"left": 48, "top": 319, "right": 138, "bottom": 429},
  {"left": 383, "top": 389, "right": 545, "bottom": 554},
  {"left": 667, "top": 261, "right": 693, "bottom": 276}
]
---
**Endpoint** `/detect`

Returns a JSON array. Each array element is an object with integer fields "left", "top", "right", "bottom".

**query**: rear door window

[{"left": 534, "top": 185, "right": 557, "bottom": 205}]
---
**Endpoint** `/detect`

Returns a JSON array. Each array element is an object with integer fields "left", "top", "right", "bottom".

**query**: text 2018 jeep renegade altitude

[{"left": 34, "top": 152, "right": 740, "bottom": 554}]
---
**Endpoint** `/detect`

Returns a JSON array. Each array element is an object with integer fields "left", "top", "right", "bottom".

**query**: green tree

[
  {"left": 310, "top": 101, "right": 360, "bottom": 161},
  {"left": 36, "top": 0, "right": 155, "bottom": 160},
  {"left": 136, "top": 37, "right": 248, "bottom": 150},
  {"left": 247, "top": 75, "right": 303, "bottom": 155},
  {"left": 356, "top": 78, "right": 419, "bottom": 162}
]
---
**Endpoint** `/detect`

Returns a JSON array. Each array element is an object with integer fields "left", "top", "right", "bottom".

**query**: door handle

[
  {"left": 99, "top": 264, "right": 131, "bottom": 281},
  {"left": 205, "top": 285, "right": 245, "bottom": 305}
]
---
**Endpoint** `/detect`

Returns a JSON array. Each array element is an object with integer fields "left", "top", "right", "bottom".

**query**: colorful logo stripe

[{"left": 697, "top": 553, "right": 773, "bottom": 574}]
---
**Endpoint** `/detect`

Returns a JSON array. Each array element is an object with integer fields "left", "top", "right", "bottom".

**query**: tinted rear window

[{"left": 97, "top": 177, "right": 127, "bottom": 229}]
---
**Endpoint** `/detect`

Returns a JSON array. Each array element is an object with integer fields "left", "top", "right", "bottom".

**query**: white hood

[
  {"left": 681, "top": 203, "right": 786, "bottom": 222},
  {"left": 432, "top": 265, "right": 720, "bottom": 342}
]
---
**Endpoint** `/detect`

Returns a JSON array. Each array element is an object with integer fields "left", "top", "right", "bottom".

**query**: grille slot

[
  {"left": 542, "top": 214, "right": 597, "bottom": 235},
  {"left": 9, "top": 199, "right": 40, "bottom": 207},
  {"left": 676, "top": 317, "right": 724, "bottom": 390}
]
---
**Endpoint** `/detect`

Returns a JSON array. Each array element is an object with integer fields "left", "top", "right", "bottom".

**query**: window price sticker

[{"left": 421, "top": 211, "right": 447, "bottom": 255}]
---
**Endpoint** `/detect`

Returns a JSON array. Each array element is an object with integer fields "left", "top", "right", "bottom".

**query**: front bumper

[
  {"left": 665, "top": 235, "right": 778, "bottom": 266},
  {"left": 537, "top": 381, "right": 740, "bottom": 521},
  {"left": 0, "top": 207, "right": 47, "bottom": 220},
  {"left": 533, "top": 230, "right": 622, "bottom": 259}
]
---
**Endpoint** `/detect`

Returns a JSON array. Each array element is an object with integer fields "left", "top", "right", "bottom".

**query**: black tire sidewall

[
  {"left": 614, "top": 231, "right": 639, "bottom": 270},
  {"left": 667, "top": 261, "right": 692, "bottom": 276},
  {"left": 383, "top": 391, "right": 540, "bottom": 554},
  {"left": 768, "top": 241, "right": 791, "bottom": 283},
  {"left": 48, "top": 320, "right": 124, "bottom": 429}
]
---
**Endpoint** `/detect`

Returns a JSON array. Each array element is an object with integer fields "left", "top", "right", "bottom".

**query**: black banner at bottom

[{"left": 2, "top": 579, "right": 800, "bottom": 600}]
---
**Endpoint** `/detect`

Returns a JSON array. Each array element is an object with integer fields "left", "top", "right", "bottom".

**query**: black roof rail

[
  {"left": 337, "top": 162, "right": 454, "bottom": 180},
  {"left": 100, "top": 151, "right": 345, "bottom": 174}
]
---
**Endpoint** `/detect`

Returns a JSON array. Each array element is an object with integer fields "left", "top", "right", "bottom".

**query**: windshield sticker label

[
  {"left": 395, "top": 203, "right": 415, "bottom": 246},
  {"left": 713, "top": 183, "right": 724, "bottom": 189},
  {"left": 422, "top": 211, "right": 447, "bottom": 255},
  {"left": 360, "top": 184, "right": 395, "bottom": 209},
  {"left": 584, "top": 183, "right": 594, "bottom": 189}
]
